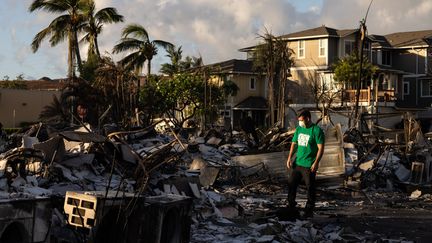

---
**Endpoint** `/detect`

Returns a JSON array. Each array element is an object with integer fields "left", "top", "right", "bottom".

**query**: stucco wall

[{"left": 0, "top": 89, "right": 60, "bottom": 127}]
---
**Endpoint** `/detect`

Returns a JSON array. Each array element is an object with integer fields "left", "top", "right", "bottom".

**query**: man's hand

[
  {"left": 287, "top": 142, "right": 296, "bottom": 170},
  {"left": 287, "top": 159, "right": 292, "bottom": 169},
  {"left": 311, "top": 143, "right": 324, "bottom": 173},
  {"left": 310, "top": 162, "right": 319, "bottom": 173}
]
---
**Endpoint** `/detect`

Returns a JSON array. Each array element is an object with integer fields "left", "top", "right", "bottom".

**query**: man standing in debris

[
  {"left": 241, "top": 115, "right": 259, "bottom": 146},
  {"left": 76, "top": 101, "right": 97, "bottom": 127},
  {"left": 286, "top": 110, "right": 325, "bottom": 218}
]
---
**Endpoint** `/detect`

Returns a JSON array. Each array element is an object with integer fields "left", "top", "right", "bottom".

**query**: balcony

[{"left": 341, "top": 87, "right": 395, "bottom": 105}]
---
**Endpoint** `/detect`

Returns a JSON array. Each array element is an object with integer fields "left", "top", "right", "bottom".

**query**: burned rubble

[{"left": 0, "top": 113, "right": 431, "bottom": 242}]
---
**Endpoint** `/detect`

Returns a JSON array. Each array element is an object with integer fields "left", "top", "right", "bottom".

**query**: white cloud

[
  {"left": 2, "top": 0, "right": 432, "bottom": 78},
  {"left": 320, "top": 0, "right": 432, "bottom": 34}
]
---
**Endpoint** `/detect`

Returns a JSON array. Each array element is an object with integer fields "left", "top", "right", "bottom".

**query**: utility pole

[
  {"left": 353, "top": 0, "right": 374, "bottom": 128},
  {"left": 353, "top": 19, "right": 367, "bottom": 127}
]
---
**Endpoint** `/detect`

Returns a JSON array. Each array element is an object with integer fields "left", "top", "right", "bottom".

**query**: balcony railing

[{"left": 341, "top": 87, "right": 395, "bottom": 104}]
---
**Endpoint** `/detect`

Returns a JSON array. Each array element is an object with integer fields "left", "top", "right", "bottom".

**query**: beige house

[
  {"left": 240, "top": 26, "right": 375, "bottom": 106},
  {"left": 0, "top": 80, "right": 63, "bottom": 128},
  {"left": 240, "top": 26, "right": 418, "bottom": 110},
  {"left": 204, "top": 59, "right": 267, "bottom": 129}
]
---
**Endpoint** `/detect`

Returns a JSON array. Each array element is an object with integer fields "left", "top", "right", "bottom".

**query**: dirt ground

[{"left": 310, "top": 183, "right": 432, "bottom": 242}]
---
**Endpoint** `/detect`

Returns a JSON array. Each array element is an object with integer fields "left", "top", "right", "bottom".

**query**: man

[
  {"left": 76, "top": 101, "right": 96, "bottom": 127},
  {"left": 240, "top": 114, "right": 259, "bottom": 146},
  {"left": 77, "top": 103, "right": 88, "bottom": 123},
  {"left": 286, "top": 110, "right": 325, "bottom": 218}
]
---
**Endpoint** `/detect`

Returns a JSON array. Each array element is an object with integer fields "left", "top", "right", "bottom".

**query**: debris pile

[
  {"left": 343, "top": 115, "right": 432, "bottom": 193},
  {"left": 0, "top": 112, "right": 431, "bottom": 241}
]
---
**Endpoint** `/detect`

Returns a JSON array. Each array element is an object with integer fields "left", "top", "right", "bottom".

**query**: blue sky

[{"left": 0, "top": 0, "right": 431, "bottom": 80}]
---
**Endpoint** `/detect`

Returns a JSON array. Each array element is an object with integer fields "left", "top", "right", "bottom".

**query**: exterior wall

[
  {"left": 428, "top": 47, "right": 432, "bottom": 75},
  {"left": 397, "top": 77, "right": 426, "bottom": 107},
  {"left": 216, "top": 74, "right": 266, "bottom": 105},
  {"left": 338, "top": 35, "right": 356, "bottom": 58},
  {"left": 287, "top": 70, "right": 315, "bottom": 104},
  {"left": 393, "top": 48, "right": 427, "bottom": 74},
  {"left": 328, "top": 37, "right": 339, "bottom": 65},
  {"left": 288, "top": 38, "right": 327, "bottom": 68},
  {"left": 0, "top": 89, "right": 60, "bottom": 127},
  {"left": 403, "top": 77, "right": 416, "bottom": 107}
]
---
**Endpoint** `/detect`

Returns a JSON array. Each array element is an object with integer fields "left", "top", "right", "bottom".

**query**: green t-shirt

[{"left": 292, "top": 124, "right": 325, "bottom": 168}]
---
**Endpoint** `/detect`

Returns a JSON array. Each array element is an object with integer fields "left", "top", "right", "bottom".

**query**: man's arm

[
  {"left": 286, "top": 142, "right": 296, "bottom": 169},
  {"left": 310, "top": 143, "right": 324, "bottom": 173}
]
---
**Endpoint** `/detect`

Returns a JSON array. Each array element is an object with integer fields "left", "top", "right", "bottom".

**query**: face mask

[{"left": 299, "top": 120, "right": 306, "bottom": 128}]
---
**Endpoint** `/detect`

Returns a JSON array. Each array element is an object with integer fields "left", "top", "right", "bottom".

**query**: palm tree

[
  {"left": 181, "top": 56, "right": 203, "bottom": 70},
  {"left": 80, "top": 0, "right": 123, "bottom": 60},
  {"left": 160, "top": 45, "right": 183, "bottom": 76},
  {"left": 253, "top": 28, "right": 294, "bottom": 126},
  {"left": 29, "top": 0, "right": 87, "bottom": 78},
  {"left": 112, "top": 24, "right": 174, "bottom": 88}
]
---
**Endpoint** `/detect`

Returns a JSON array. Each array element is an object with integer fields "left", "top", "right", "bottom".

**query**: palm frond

[
  {"left": 118, "top": 51, "right": 146, "bottom": 71},
  {"left": 112, "top": 38, "right": 143, "bottom": 53},
  {"left": 29, "top": 0, "right": 68, "bottom": 13},
  {"left": 95, "top": 7, "right": 124, "bottom": 24},
  {"left": 152, "top": 40, "right": 174, "bottom": 50},
  {"left": 31, "top": 27, "right": 52, "bottom": 52},
  {"left": 121, "top": 24, "right": 149, "bottom": 41}
]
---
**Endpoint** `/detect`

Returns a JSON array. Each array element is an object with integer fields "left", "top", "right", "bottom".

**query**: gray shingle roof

[
  {"left": 279, "top": 26, "right": 358, "bottom": 39},
  {"left": 372, "top": 30, "right": 432, "bottom": 48},
  {"left": 205, "top": 59, "right": 254, "bottom": 74}
]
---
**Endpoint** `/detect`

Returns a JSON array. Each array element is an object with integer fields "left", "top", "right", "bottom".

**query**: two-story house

[
  {"left": 203, "top": 59, "right": 267, "bottom": 129},
  {"left": 240, "top": 26, "right": 432, "bottom": 115},
  {"left": 370, "top": 30, "right": 432, "bottom": 108},
  {"left": 239, "top": 25, "right": 377, "bottom": 106}
]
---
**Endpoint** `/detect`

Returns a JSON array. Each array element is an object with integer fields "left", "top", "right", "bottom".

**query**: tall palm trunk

[
  {"left": 73, "top": 30, "right": 82, "bottom": 72},
  {"left": 94, "top": 34, "right": 101, "bottom": 59},
  {"left": 147, "top": 59, "right": 152, "bottom": 79},
  {"left": 68, "top": 31, "right": 75, "bottom": 78}
]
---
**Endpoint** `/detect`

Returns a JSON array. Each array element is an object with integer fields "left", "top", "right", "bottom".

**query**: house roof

[
  {"left": 279, "top": 26, "right": 337, "bottom": 39},
  {"left": 371, "top": 30, "right": 432, "bottom": 48},
  {"left": 233, "top": 96, "right": 267, "bottom": 110},
  {"left": 205, "top": 59, "right": 255, "bottom": 74},
  {"left": 239, "top": 26, "right": 359, "bottom": 52},
  {"left": 279, "top": 26, "right": 358, "bottom": 40}
]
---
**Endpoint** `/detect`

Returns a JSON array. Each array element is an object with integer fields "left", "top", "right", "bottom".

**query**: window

[
  {"left": 249, "top": 78, "right": 256, "bottom": 90},
  {"left": 403, "top": 82, "right": 410, "bottom": 95},
  {"left": 220, "top": 110, "right": 231, "bottom": 118},
  {"left": 382, "top": 50, "right": 391, "bottom": 66},
  {"left": 421, "top": 79, "right": 432, "bottom": 97},
  {"left": 319, "top": 39, "right": 327, "bottom": 57},
  {"left": 220, "top": 106, "right": 231, "bottom": 117},
  {"left": 298, "top": 40, "right": 305, "bottom": 58},
  {"left": 344, "top": 40, "right": 355, "bottom": 56}
]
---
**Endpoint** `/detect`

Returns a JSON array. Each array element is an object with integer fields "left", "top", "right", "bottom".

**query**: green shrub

[{"left": 3, "top": 128, "right": 20, "bottom": 135}]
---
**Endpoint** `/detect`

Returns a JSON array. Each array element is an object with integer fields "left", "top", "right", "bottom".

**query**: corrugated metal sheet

[{"left": 232, "top": 124, "right": 345, "bottom": 181}]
